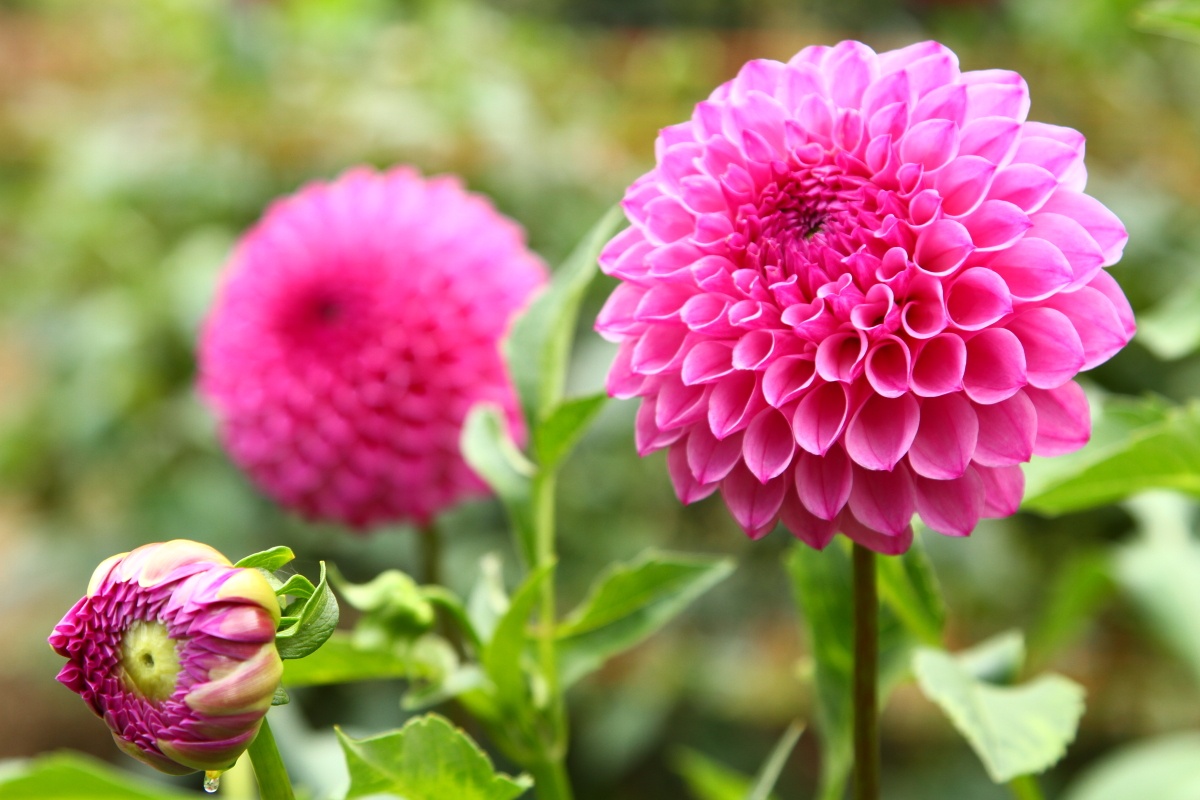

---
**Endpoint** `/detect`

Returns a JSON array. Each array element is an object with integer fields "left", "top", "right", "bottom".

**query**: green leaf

[
  {"left": 282, "top": 631, "right": 448, "bottom": 687},
  {"left": 672, "top": 748, "right": 757, "bottom": 800},
  {"left": 556, "top": 550, "right": 735, "bottom": 687},
  {"left": 332, "top": 567, "right": 436, "bottom": 639},
  {"left": 504, "top": 205, "right": 624, "bottom": 426},
  {"left": 337, "top": 713, "right": 532, "bottom": 800},
  {"left": 0, "top": 752, "right": 196, "bottom": 799},
  {"left": 785, "top": 542, "right": 914, "bottom": 800},
  {"left": 276, "top": 561, "right": 339, "bottom": 660},
  {"left": 1060, "top": 733, "right": 1200, "bottom": 800},
  {"left": 1136, "top": 275, "right": 1200, "bottom": 358},
  {"left": 462, "top": 403, "right": 538, "bottom": 567},
  {"left": 1027, "top": 550, "right": 1114, "bottom": 668},
  {"left": 533, "top": 392, "right": 608, "bottom": 470},
  {"left": 913, "top": 635, "right": 1085, "bottom": 783},
  {"left": 746, "top": 721, "right": 804, "bottom": 800},
  {"left": 1022, "top": 398, "right": 1200, "bottom": 515},
  {"left": 234, "top": 545, "right": 296, "bottom": 572},
  {"left": 272, "top": 685, "right": 290, "bottom": 705},
  {"left": 875, "top": 531, "right": 945, "bottom": 647},
  {"left": 483, "top": 562, "right": 554, "bottom": 712},
  {"left": 274, "top": 573, "right": 316, "bottom": 600},
  {"left": 1136, "top": 0, "right": 1200, "bottom": 42},
  {"left": 468, "top": 553, "right": 511, "bottom": 644}
]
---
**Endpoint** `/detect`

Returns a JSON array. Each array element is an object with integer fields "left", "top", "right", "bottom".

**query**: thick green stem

[
  {"left": 246, "top": 718, "right": 295, "bottom": 800},
  {"left": 529, "top": 756, "right": 573, "bottom": 800},
  {"left": 853, "top": 544, "right": 880, "bottom": 800},
  {"left": 1008, "top": 775, "right": 1046, "bottom": 800}
]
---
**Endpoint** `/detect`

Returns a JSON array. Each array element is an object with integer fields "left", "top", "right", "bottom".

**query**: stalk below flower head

[
  {"left": 200, "top": 167, "right": 547, "bottom": 528},
  {"left": 49, "top": 540, "right": 283, "bottom": 775},
  {"left": 596, "top": 40, "right": 1134, "bottom": 553}
]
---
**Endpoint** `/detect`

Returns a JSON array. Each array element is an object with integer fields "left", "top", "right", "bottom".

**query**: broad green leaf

[
  {"left": 1060, "top": 733, "right": 1200, "bottom": 800},
  {"left": 913, "top": 636, "right": 1085, "bottom": 783},
  {"left": 462, "top": 403, "right": 537, "bottom": 567},
  {"left": 556, "top": 550, "right": 734, "bottom": 687},
  {"left": 956, "top": 630, "right": 1024, "bottom": 684},
  {"left": 235, "top": 545, "right": 296, "bottom": 572},
  {"left": 276, "top": 561, "right": 339, "bottom": 660},
  {"left": 875, "top": 531, "right": 945, "bottom": 646},
  {"left": 483, "top": 563, "right": 554, "bottom": 712},
  {"left": 337, "top": 713, "right": 532, "bottom": 800},
  {"left": 468, "top": 554, "right": 511, "bottom": 643},
  {"left": 785, "top": 542, "right": 914, "bottom": 800},
  {"left": 274, "top": 573, "right": 316, "bottom": 600},
  {"left": 673, "top": 748, "right": 757, "bottom": 800},
  {"left": 746, "top": 722, "right": 804, "bottom": 800},
  {"left": 1137, "top": 275, "right": 1200, "bottom": 358},
  {"left": 281, "top": 631, "right": 449, "bottom": 688},
  {"left": 1137, "top": 0, "right": 1200, "bottom": 42},
  {"left": 504, "top": 205, "right": 624, "bottom": 425},
  {"left": 533, "top": 392, "right": 608, "bottom": 470},
  {"left": 1023, "top": 398, "right": 1200, "bottom": 515},
  {"left": 0, "top": 752, "right": 195, "bottom": 799}
]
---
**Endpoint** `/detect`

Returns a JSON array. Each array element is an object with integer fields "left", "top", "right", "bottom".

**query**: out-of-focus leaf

[
  {"left": 913, "top": 634, "right": 1085, "bottom": 783},
  {"left": 746, "top": 722, "right": 804, "bottom": 800},
  {"left": 275, "top": 561, "right": 339, "bottom": 660},
  {"left": 234, "top": 545, "right": 296, "bottom": 572},
  {"left": 955, "top": 630, "right": 1025, "bottom": 684},
  {"left": 337, "top": 713, "right": 532, "bottom": 800},
  {"left": 462, "top": 403, "right": 537, "bottom": 566},
  {"left": 875, "top": 531, "right": 945, "bottom": 646},
  {"left": 0, "top": 752, "right": 195, "bottom": 799},
  {"left": 468, "top": 554, "right": 511, "bottom": 644},
  {"left": 556, "top": 550, "right": 734, "bottom": 687},
  {"left": 332, "top": 567, "right": 436, "bottom": 640},
  {"left": 281, "top": 631, "right": 449, "bottom": 688},
  {"left": 785, "top": 542, "right": 914, "bottom": 800},
  {"left": 1137, "top": 275, "right": 1200, "bottom": 357},
  {"left": 505, "top": 205, "right": 624, "bottom": 426},
  {"left": 1028, "top": 551, "right": 1114, "bottom": 668},
  {"left": 1060, "top": 733, "right": 1200, "bottom": 800},
  {"left": 402, "top": 665, "right": 489, "bottom": 712},
  {"left": 1137, "top": 0, "right": 1200, "bottom": 42},
  {"left": 533, "top": 392, "right": 608, "bottom": 470},
  {"left": 673, "top": 748, "right": 757, "bottom": 800},
  {"left": 483, "top": 563, "right": 554, "bottom": 713},
  {"left": 1023, "top": 399, "right": 1200, "bottom": 515}
]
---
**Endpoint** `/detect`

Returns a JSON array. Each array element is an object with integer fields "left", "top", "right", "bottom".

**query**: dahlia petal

[
  {"left": 1028, "top": 381, "right": 1091, "bottom": 456},
  {"left": 976, "top": 463, "right": 1026, "bottom": 517},
  {"left": 636, "top": 396, "right": 684, "bottom": 455},
  {"left": 962, "top": 200, "right": 1031, "bottom": 251},
  {"left": 733, "top": 329, "right": 784, "bottom": 370},
  {"left": 911, "top": 333, "right": 967, "bottom": 397},
  {"left": 865, "top": 335, "right": 912, "bottom": 398},
  {"left": 987, "top": 163, "right": 1058, "bottom": 213},
  {"left": 901, "top": 273, "right": 949, "bottom": 339},
  {"left": 1044, "top": 286, "right": 1132, "bottom": 370},
  {"left": 848, "top": 462, "right": 917, "bottom": 537},
  {"left": 595, "top": 283, "right": 645, "bottom": 338},
  {"left": 962, "top": 71, "right": 1029, "bottom": 121},
  {"left": 795, "top": 446, "right": 853, "bottom": 520},
  {"left": 681, "top": 292, "right": 737, "bottom": 336},
  {"left": 794, "top": 381, "right": 851, "bottom": 456},
  {"left": 1038, "top": 190, "right": 1128, "bottom": 266},
  {"left": 1007, "top": 308, "right": 1085, "bottom": 389},
  {"left": 972, "top": 391, "right": 1037, "bottom": 467},
  {"left": 900, "top": 118, "right": 959, "bottom": 171},
  {"left": 643, "top": 196, "right": 695, "bottom": 244},
  {"left": 744, "top": 408, "right": 798, "bottom": 482},
  {"left": 914, "top": 468, "right": 985, "bottom": 537},
  {"left": 634, "top": 284, "right": 695, "bottom": 323},
  {"left": 763, "top": 355, "right": 818, "bottom": 407},
  {"left": 631, "top": 325, "right": 691, "bottom": 375},
  {"left": 1014, "top": 135, "right": 1085, "bottom": 189},
  {"left": 827, "top": 40, "right": 879, "bottom": 108},
  {"left": 681, "top": 340, "right": 737, "bottom": 385},
  {"left": 878, "top": 41, "right": 955, "bottom": 73},
  {"left": 908, "top": 393, "right": 978, "bottom": 479},
  {"left": 184, "top": 646, "right": 282, "bottom": 717},
  {"left": 914, "top": 219, "right": 973, "bottom": 276},
  {"left": 607, "top": 341, "right": 647, "bottom": 399},
  {"left": 655, "top": 379, "right": 708, "bottom": 429},
  {"left": 907, "top": 189, "right": 943, "bottom": 229},
  {"left": 781, "top": 488, "right": 840, "bottom": 549},
  {"left": 963, "top": 328, "right": 1027, "bottom": 404},
  {"left": 687, "top": 427, "right": 745, "bottom": 484},
  {"left": 659, "top": 142, "right": 704, "bottom": 191},
  {"left": 647, "top": 242, "right": 709, "bottom": 280},
  {"left": 816, "top": 331, "right": 869, "bottom": 382},
  {"left": 838, "top": 510, "right": 915, "bottom": 555},
  {"left": 958, "top": 116, "right": 1022, "bottom": 164},
  {"left": 1086, "top": 270, "right": 1136, "bottom": 339},
  {"left": 935, "top": 155, "right": 997, "bottom": 216},
  {"left": 911, "top": 82, "right": 967, "bottom": 126},
  {"left": 668, "top": 443, "right": 719, "bottom": 504},
  {"left": 902, "top": 49, "right": 961, "bottom": 97},
  {"left": 734, "top": 92, "right": 789, "bottom": 159},
  {"left": 721, "top": 464, "right": 787, "bottom": 539},
  {"left": 708, "top": 370, "right": 765, "bottom": 439},
  {"left": 946, "top": 267, "right": 1012, "bottom": 331},
  {"left": 845, "top": 393, "right": 920, "bottom": 471},
  {"left": 985, "top": 236, "right": 1074, "bottom": 301},
  {"left": 732, "top": 59, "right": 790, "bottom": 100}
]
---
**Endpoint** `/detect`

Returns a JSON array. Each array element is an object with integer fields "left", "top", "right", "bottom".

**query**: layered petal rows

[
  {"left": 596, "top": 40, "right": 1134, "bottom": 553},
  {"left": 48, "top": 541, "right": 283, "bottom": 775},
  {"left": 200, "top": 167, "right": 547, "bottom": 528}
]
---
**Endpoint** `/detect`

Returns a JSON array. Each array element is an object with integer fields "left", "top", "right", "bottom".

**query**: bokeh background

[{"left": 2, "top": 0, "right": 1199, "bottom": 797}]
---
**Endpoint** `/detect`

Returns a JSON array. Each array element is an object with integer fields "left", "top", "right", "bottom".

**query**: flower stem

[
  {"left": 529, "top": 756, "right": 573, "bottom": 800},
  {"left": 1008, "top": 775, "right": 1046, "bottom": 800},
  {"left": 853, "top": 543, "right": 880, "bottom": 800},
  {"left": 247, "top": 718, "right": 295, "bottom": 800}
]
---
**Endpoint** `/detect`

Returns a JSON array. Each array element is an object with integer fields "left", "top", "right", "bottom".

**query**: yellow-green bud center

[{"left": 120, "top": 620, "right": 181, "bottom": 704}]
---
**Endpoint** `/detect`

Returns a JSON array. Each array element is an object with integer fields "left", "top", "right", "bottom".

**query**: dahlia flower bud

[
  {"left": 596, "top": 40, "right": 1134, "bottom": 553},
  {"left": 49, "top": 540, "right": 283, "bottom": 775},
  {"left": 200, "top": 166, "right": 547, "bottom": 528}
]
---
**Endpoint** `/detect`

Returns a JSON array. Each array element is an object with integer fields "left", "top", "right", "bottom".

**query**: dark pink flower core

[
  {"left": 200, "top": 167, "right": 547, "bottom": 528},
  {"left": 596, "top": 40, "right": 1135, "bottom": 553}
]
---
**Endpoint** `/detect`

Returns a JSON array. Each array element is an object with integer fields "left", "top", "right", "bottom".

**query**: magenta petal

[
  {"left": 763, "top": 355, "right": 818, "bottom": 407},
  {"left": 908, "top": 394, "right": 978, "bottom": 479},
  {"left": 636, "top": 396, "right": 684, "bottom": 455},
  {"left": 972, "top": 391, "right": 1037, "bottom": 466},
  {"left": 816, "top": 331, "right": 868, "bottom": 382},
  {"left": 631, "top": 325, "right": 691, "bottom": 375},
  {"left": 976, "top": 464, "right": 1026, "bottom": 517},
  {"left": 845, "top": 393, "right": 920, "bottom": 471},
  {"left": 1028, "top": 381, "right": 1091, "bottom": 457},
  {"left": 900, "top": 118, "right": 959, "bottom": 171},
  {"left": 794, "top": 381, "right": 852, "bottom": 456},
  {"left": 708, "top": 370, "right": 764, "bottom": 439},
  {"left": 1007, "top": 308, "right": 1085, "bottom": 389},
  {"left": 681, "top": 340, "right": 736, "bottom": 385},
  {"left": 780, "top": 488, "right": 840, "bottom": 549},
  {"left": 743, "top": 408, "right": 797, "bottom": 482},
  {"left": 946, "top": 268, "right": 1012, "bottom": 331},
  {"left": 795, "top": 446, "right": 853, "bottom": 520},
  {"left": 595, "top": 283, "right": 646, "bottom": 338},
  {"left": 721, "top": 463, "right": 787, "bottom": 539},
  {"left": 848, "top": 463, "right": 917, "bottom": 537},
  {"left": 911, "top": 333, "right": 967, "bottom": 397},
  {"left": 1039, "top": 190, "right": 1127, "bottom": 266},
  {"left": 865, "top": 336, "right": 912, "bottom": 398},
  {"left": 963, "top": 328, "right": 1027, "bottom": 404},
  {"left": 1044, "top": 286, "right": 1132, "bottom": 370},
  {"left": 914, "top": 219, "right": 973, "bottom": 276},
  {"left": 988, "top": 163, "right": 1058, "bottom": 213},
  {"left": 914, "top": 468, "right": 984, "bottom": 537},
  {"left": 655, "top": 379, "right": 708, "bottom": 430},
  {"left": 958, "top": 116, "right": 1021, "bottom": 163},
  {"left": 985, "top": 237, "right": 1073, "bottom": 301},
  {"left": 839, "top": 510, "right": 914, "bottom": 555},
  {"left": 687, "top": 427, "right": 744, "bottom": 484},
  {"left": 668, "top": 443, "right": 719, "bottom": 504},
  {"left": 1086, "top": 270, "right": 1136, "bottom": 340},
  {"left": 935, "top": 155, "right": 996, "bottom": 216},
  {"left": 1026, "top": 212, "right": 1105, "bottom": 287},
  {"left": 962, "top": 200, "right": 1032, "bottom": 251}
]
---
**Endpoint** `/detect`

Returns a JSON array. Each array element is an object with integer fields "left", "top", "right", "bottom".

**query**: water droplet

[{"left": 203, "top": 771, "right": 221, "bottom": 793}]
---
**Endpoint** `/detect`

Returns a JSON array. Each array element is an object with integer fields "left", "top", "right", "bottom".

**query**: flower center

[{"left": 119, "top": 620, "right": 181, "bottom": 705}]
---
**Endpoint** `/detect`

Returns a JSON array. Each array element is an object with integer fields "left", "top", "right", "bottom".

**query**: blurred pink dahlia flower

[
  {"left": 49, "top": 540, "right": 282, "bottom": 775},
  {"left": 200, "top": 167, "right": 547, "bottom": 528},
  {"left": 595, "top": 40, "right": 1134, "bottom": 554}
]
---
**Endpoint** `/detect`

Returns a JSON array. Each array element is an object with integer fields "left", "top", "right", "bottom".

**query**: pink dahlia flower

[
  {"left": 595, "top": 40, "right": 1134, "bottom": 554},
  {"left": 49, "top": 540, "right": 283, "bottom": 775},
  {"left": 200, "top": 167, "right": 547, "bottom": 528}
]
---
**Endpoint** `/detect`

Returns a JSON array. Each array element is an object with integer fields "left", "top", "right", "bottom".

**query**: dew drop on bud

[{"left": 203, "top": 771, "right": 221, "bottom": 794}]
